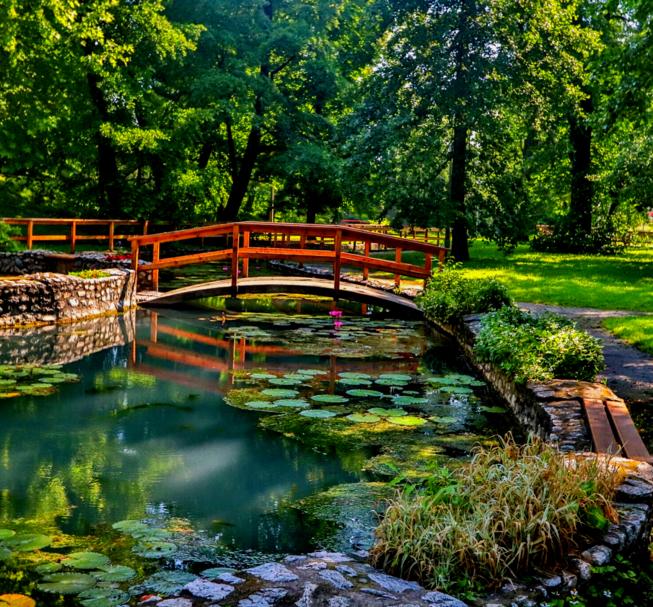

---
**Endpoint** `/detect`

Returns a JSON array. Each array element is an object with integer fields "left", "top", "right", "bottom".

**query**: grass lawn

[
  {"left": 378, "top": 241, "right": 653, "bottom": 313},
  {"left": 603, "top": 316, "right": 653, "bottom": 356}
]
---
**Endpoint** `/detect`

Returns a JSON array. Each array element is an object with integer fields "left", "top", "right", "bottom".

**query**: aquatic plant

[
  {"left": 372, "top": 437, "right": 620, "bottom": 591},
  {"left": 69, "top": 270, "right": 111, "bottom": 280},
  {"left": 346, "top": 413, "right": 381, "bottom": 423}
]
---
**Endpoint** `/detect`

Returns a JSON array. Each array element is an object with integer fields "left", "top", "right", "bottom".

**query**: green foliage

[
  {"left": 373, "top": 437, "right": 620, "bottom": 593},
  {"left": 603, "top": 316, "right": 653, "bottom": 356},
  {"left": 0, "top": 223, "right": 19, "bottom": 252},
  {"left": 419, "top": 262, "right": 512, "bottom": 324},
  {"left": 530, "top": 218, "right": 623, "bottom": 255},
  {"left": 69, "top": 270, "right": 111, "bottom": 279},
  {"left": 474, "top": 307, "right": 605, "bottom": 383}
]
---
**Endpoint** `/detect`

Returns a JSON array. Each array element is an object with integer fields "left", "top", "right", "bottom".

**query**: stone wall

[
  {"left": 0, "top": 268, "right": 136, "bottom": 327},
  {"left": 0, "top": 310, "right": 136, "bottom": 365}
]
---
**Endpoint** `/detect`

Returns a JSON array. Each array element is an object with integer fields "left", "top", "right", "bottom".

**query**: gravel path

[{"left": 519, "top": 303, "right": 653, "bottom": 404}]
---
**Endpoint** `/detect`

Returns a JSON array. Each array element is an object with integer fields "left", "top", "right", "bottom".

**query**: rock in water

[{"left": 246, "top": 562, "right": 299, "bottom": 583}]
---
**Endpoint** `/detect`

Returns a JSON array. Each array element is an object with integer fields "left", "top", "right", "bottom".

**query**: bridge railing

[{"left": 129, "top": 221, "right": 449, "bottom": 293}]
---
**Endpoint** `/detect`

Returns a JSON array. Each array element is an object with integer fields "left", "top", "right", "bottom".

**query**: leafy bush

[
  {"left": 419, "top": 262, "right": 512, "bottom": 324},
  {"left": 372, "top": 437, "right": 620, "bottom": 594},
  {"left": 531, "top": 219, "right": 622, "bottom": 255},
  {"left": 0, "top": 221, "right": 20, "bottom": 252},
  {"left": 474, "top": 307, "right": 605, "bottom": 383},
  {"left": 69, "top": 270, "right": 111, "bottom": 279}
]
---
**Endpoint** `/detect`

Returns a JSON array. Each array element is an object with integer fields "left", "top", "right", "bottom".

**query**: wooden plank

[
  {"left": 26, "top": 220, "right": 33, "bottom": 249},
  {"left": 109, "top": 221, "right": 115, "bottom": 251},
  {"left": 240, "top": 248, "right": 336, "bottom": 262},
  {"left": 131, "top": 223, "right": 233, "bottom": 246},
  {"left": 395, "top": 247, "right": 402, "bottom": 288},
  {"left": 147, "top": 249, "right": 231, "bottom": 271},
  {"left": 231, "top": 224, "right": 239, "bottom": 290},
  {"left": 340, "top": 253, "right": 430, "bottom": 279},
  {"left": 70, "top": 220, "right": 77, "bottom": 253},
  {"left": 363, "top": 241, "right": 370, "bottom": 280},
  {"left": 334, "top": 229, "right": 342, "bottom": 292},
  {"left": 583, "top": 398, "right": 619, "bottom": 455},
  {"left": 606, "top": 399, "right": 652, "bottom": 462},
  {"left": 152, "top": 242, "right": 160, "bottom": 292},
  {"left": 242, "top": 230, "right": 250, "bottom": 277}
]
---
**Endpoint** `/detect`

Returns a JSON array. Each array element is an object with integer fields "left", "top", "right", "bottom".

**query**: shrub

[
  {"left": 69, "top": 269, "right": 111, "bottom": 279},
  {"left": 531, "top": 219, "right": 622, "bottom": 255},
  {"left": 372, "top": 437, "right": 620, "bottom": 594},
  {"left": 0, "top": 221, "right": 20, "bottom": 252},
  {"left": 419, "top": 262, "right": 512, "bottom": 324},
  {"left": 474, "top": 306, "right": 605, "bottom": 383}
]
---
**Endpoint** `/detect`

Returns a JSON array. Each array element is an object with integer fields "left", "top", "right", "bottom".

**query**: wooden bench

[{"left": 583, "top": 397, "right": 651, "bottom": 462}]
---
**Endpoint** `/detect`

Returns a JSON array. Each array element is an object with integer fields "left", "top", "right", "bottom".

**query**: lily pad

[
  {"left": 64, "top": 552, "right": 110, "bottom": 570},
  {"left": 297, "top": 369, "right": 326, "bottom": 376},
  {"left": 310, "top": 394, "right": 348, "bottom": 403},
  {"left": 338, "top": 378, "right": 372, "bottom": 386},
  {"left": 274, "top": 399, "right": 310, "bottom": 408},
  {"left": 200, "top": 567, "right": 236, "bottom": 578},
  {"left": 439, "top": 386, "right": 474, "bottom": 395},
  {"left": 391, "top": 396, "right": 428, "bottom": 406},
  {"left": 36, "top": 562, "right": 63, "bottom": 574},
  {"left": 112, "top": 520, "right": 148, "bottom": 534},
  {"left": 0, "top": 595, "right": 36, "bottom": 607},
  {"left": 299, "top": 410, "right": 337, "bottom": 418},
  {"left": 262, "top": 389, "right": 299, "bottom": 398},
  {"left": 131, "top": 541, "right": 177, "bottom": 559},
  {"left": 245, "top": 401, "right": 279, "bottom": 410},
  {"left": 250, "top": 373, "right": 276, "bottom": 380},
  {"left": 284, "top": 374, "right": 310, "bottom": 381},
  {"left": 339, "top": 372, "right": 372, "bottom": 379},
  {"left": 269, "top": 378, "right": 302, "bottom": 386},
  {"left": 131, "top": 528, "right": 171, "bottom": 541},
  {"left": 346, "top": 413, "right": 381, "bottom": 423},
  {"left": 92, "top": 565, "right": 136, "bottom": 583},
  {"left": 480, "top": 406, "right": 507, "bottom": 414},
  {"left": 0, "top": 529, "right": 15, "bottom": 540},
  {"left": 0, "top": 547, "right": 11, "bottom": 561},
  {"left": 0, "top": 380, "right": 16, "bottom": 386},
  {"left": 37, "top": 572, "right": 97, "bottom": 594},
  {"left": 386, "top": 416, "right": 426, "bottom": 427},
  {"left": 430, "top": 416, "right": 459, "bottom": 424},
  {"left": 379, "top": 374, "right": 412, "bottom": 381},
  {"left": 346, "top": 389, "right": 384, "bottom": 397},
  {"left": 78, "top": 587, "right": 130, "bottom": 607},
  {"left": 368, "top": 408, "right": 407, "bottom": 417},
  {"left": 3, "top": 533, "right": 51, "bottom": 551},
  {"left": 375, "top": 379, "right": 408, "bottom": 387},
  {"left": 143, "top": 571, "right": 198, "bottom": 594}
]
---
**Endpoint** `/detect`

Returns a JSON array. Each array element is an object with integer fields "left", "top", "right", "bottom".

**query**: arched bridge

[{"left": 130, "top": 222, "right": 449, "bottom": 313}]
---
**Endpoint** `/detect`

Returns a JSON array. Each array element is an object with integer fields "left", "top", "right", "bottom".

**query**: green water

[{"left": 0, "top": 297, "right": 517, "bottom": 600}]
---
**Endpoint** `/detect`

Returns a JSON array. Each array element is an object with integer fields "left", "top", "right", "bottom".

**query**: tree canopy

[{"left": 1, "top": 0, "right": 652, "bottom": 255}]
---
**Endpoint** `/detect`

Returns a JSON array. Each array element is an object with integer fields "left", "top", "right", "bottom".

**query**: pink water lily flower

[
  {"left": 222, "top": 267, "right": 229, "bottom": 271},
  {"left": 329, "top": 311, "right": 343, "bottom": 318},
  {"left": 334, "top": 321, "right": 343, "bottom": 327}
]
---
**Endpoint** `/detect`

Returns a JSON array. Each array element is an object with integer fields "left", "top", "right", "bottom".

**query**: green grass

[
  {"left": 603, "top": 316, "right": 653, "bottom": 356},
  {"left": 378, "top": 242, "right": 653, "bottom": 312}
]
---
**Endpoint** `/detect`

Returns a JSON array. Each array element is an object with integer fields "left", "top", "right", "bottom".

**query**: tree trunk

[
  {"left": 450, "top": 123, "right": 470, "bottom": 261},
  {"left": 306, "top": 204, "right": 316, "bottom": 224},
  {"left": 568, "top": 91, "right": 593, "bottom": 234}
]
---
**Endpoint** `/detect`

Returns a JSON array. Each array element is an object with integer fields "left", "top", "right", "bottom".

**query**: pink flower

[
  {"left": 334, "top": 321, "right": 343, "bottom": 327},
  {"left": 255, "top": 266, "right": 260, "bottom": 270},
  {"left": 238, "top": 270, "right": 241, "bottom": 274},
  {"left": 222, "top": 267, "right": 229, "bottom": 271},
  {"left": 329, "top": 310, "right": 343, "bottom": 318}
]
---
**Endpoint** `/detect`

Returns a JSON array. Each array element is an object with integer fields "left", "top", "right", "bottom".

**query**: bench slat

[
  {"left": 583, "top": 398, "right": 619, "bottom": 455},
  {"left": 606, "top": 399, "right": 652, "bottom": 462}
]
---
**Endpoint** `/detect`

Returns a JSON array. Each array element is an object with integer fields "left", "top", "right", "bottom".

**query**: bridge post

[
  {"left": 70, "top": 220, "right": 77, "bottom": 253},
  {"left": 363, "top": 241, "right": 370, "bottom": 280},
  {"left": 333, "top": 229, "right": 342, "bottom": 292},
  {"left": 424, "top": 253, "right": 432, "bottom": 288},
  {"left": 26, "top": 220, "right": 34, "bottom": 250},
  {"left": 109, "top": 221, "right": 115, "bottom": 252},
  {"left": 231, "top": 224, "right": 240, "bottom": 293},
  {"left": 242, "top": 229, "right": 250, "bottom": 277},
  {"left": 131, "top": 239, "right": 140, "bottom": 292},
  {"left": 152, "top": 242, "right": 160, "bottom": 291},
  {"left": 438, "top": 247, "right": 447, "bottom": 268},
  {"left": 395, "top": 247, "right": 402, "bottom": 288}
]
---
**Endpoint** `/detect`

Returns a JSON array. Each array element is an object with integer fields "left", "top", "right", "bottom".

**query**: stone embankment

[{"left": 0, "top": 268, "right": 136, "bottom": 326}]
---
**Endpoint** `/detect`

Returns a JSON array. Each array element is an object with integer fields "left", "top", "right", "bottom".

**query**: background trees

[{"left": 1, "top": 0, "right": 652, "bottom": 252}]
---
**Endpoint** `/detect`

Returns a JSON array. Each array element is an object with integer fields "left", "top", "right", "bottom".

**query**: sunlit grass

[
  {"left": 603, "top": 316, "right": 653, "bottom": 356},
  {"left": 378, "top": 243, "right": 653, "bottom": 312}
]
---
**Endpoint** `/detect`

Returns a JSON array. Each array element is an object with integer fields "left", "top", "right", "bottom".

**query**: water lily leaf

[
  {"left": 36, "top": 562, "right": 63, "bottom": 574},
  {"left": 200, "top": 567, "right": 236, "bottom": 578},
  {"left": 269, "top": 378, "right": 302, "bottom": 386},
  {"left": 0, "top": 595, "right": 36, "bottom": 607},
  {"left": 143, "top": 571, "right": 198, "bottom": 594},
  {"left": 379, "top": 374, "right": 412, "bottom": 381},
  {"left": 131, "top": 541, "right": 177, "bottom": 559},
  {"left": 64, "top": 552, "right": 110, "bottom": 570},
  {"left": 0, "top": 380, "right": 16, "bottom": 386},
  {"left": 92, "top": 565, "right": 136, "bottom": 583},
  {"left": 392, "top": 396, "right": 428, "bottom": 406},
  {"left": 37, "top": 572, "right": 97, "bottom": 594},
  {"left": 338, "top": 372, "right": 372, "bottom": 379},
  {"left": 346, "top": 413, "right": 381, "bottom": 423},
  {"left": 78, "top": 587, "right": 130, "bottom": 607},
  {"left": 338, "top": 378, "right": 372, "bottom": 386},
  {"left": 403, "top": 390, "right": 420, "bottom": 395},
  {"left": 245, "top": 401, "right": 279, "bottom": 410},
  {"left": 297, "top": 369, "right": 326, "bottom": 376},
  {"left": 0, "top": 547, "right": 11, "bottom": 561},
  {"left": 0, "top": 529, "right": 15, "bottom": 540},
  {"left": 375, "top": 379, "right": 408, "bottom": 387},
  {"left": 346, "top": 389, "right": 384, "bottom": 397},
  {"left": 430, "top": 416, "right": 459, "bottom": 424},
  {"left": 3, "top": 533, "right": 51, "bottom": 551},
  {"left": 274, "top": 399, "right": 310, "bottom": 408},
  {"left": 480, "top": 406, "right": 507, "bottom": 414},
  {"left": 426, "top": 377, "right": 461, "bottom": 385},
  {"left": 284, "top": 374, "right": 309, "bottom": 381},
  {"left": 262, "top": 389, "right": 299, "bottom": 398},
  {"left": 446, "top": 374, "right": 476, "bottom": 382},
  {"left": 368, "top": 408, "right": 407, "bottom": 417},
  {"left": 250, "top": 373, "right": 276, "bottom": 380},
  {"left": 131, "top": 528, "right": 171, "bottom": 541},
  {"left": 386, "top": 416, "right": 426, "bottom": 427},
  {"left": 112, "top": 520, "right": 148, "bottom": 534},
  {"left": 310, "top": 394, "right": 348, "bottom": 403},
  {"left": 299, "top": 410, "right": 337, "bottom": 418},
  {"left": 439, "top": 386, "right": 474, "bottom": 395}
]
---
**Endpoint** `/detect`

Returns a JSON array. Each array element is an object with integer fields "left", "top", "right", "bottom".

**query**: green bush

[
  {"left": 419, "top": 262, "right": 512, "bottom": 324},
  {"left": 372, "top": 436, "right": 620, "bottom": 594},
  {"left": 69, "top": 270, "right": 111, "bottom": 279},
  {"left": 0, "top": 221, "right": 20, "bottom": 252},
  {"left": 474, "top": 306, "right": 605, "bottom": 383},
  {"left": 530, "top": 219, "right": 622, "bottom": 255}
]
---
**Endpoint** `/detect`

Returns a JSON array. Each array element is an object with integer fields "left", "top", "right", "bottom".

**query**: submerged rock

[{"left": 246, "top": 562, "right": 299, "bottom": 582}]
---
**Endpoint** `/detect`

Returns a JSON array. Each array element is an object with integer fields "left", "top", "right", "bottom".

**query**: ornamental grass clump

[{"left": 372, "top": 437, "right": 620, "bottom": 593}]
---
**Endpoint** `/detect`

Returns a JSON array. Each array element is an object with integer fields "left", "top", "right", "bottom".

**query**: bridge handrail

[{"left": 129, "top": 221, "right": 449, "bottom": 295}]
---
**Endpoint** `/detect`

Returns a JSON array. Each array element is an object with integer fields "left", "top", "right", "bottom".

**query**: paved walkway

[{"left": 519, "top": 303, "right": 653, "bottom": 404}]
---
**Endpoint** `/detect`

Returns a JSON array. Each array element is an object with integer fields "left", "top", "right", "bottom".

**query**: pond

[{"left": 0, "top": 296, "right": 518, "bottom": 602}]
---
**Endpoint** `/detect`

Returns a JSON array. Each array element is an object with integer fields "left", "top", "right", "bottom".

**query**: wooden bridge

[{"left": 130, "top": 221, "right": 448, "bottom": 311}]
